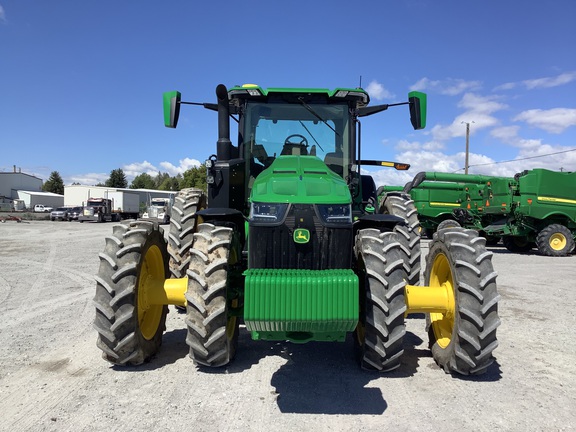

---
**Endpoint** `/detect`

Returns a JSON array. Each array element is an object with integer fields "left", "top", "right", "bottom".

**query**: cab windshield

[{"left": 242, "top": 102, "right": 352, "bottom": 179}]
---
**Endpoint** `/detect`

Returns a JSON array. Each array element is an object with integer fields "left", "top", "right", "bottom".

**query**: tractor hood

[{"left": 250, "top": 156, "right": 350, "bottom": 204}]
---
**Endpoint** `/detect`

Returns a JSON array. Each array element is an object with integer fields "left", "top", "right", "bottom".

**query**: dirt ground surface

[{"left": 1, "top": 220, "right": 575, "bottom": 432}]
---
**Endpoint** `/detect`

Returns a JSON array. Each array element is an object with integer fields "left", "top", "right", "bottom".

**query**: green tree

[
  {"left": 105, "top": 168, "right": 128, "bottom": 188},
  {"left": 180, "top": 166, "right": 207, "bottom": 191},
  {"left": 158, "top": 176, "right": 180, "bottom": 191},
  {"left": 42, "top": 171, "right": 65, "bottom": 195},
  {"left": 130, "top": 173, "right": 156, "bottom": 189},
  {"left": 154, "top": 172, "right": 170, "bottom": 189}
]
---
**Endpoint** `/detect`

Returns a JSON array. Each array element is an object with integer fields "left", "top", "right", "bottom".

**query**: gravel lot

[{"left": 1, "top": 220, "right": 575, "bottom": 431}]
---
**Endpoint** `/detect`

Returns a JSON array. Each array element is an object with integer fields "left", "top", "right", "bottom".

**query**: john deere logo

[{"left": 293, "top": 228, "right": 310, "bottom": 244}]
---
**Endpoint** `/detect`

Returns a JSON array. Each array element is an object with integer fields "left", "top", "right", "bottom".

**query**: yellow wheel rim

[
  {"left": 137, "top": 244, "right": 166, "bottom": 340},
  {"left": 428, "top": 252, "right": 456, "bottom": 349},
  {"left": 549, "top": 233, "right": 567, "bottom": 251}
]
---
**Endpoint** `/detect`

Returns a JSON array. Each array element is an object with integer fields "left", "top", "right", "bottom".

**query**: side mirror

[
  {"left": 163, "top": 91, "right": 181, "bottom": 128},
  {"left": 408, "top": 91, "right": 427, "bottom": 130}
]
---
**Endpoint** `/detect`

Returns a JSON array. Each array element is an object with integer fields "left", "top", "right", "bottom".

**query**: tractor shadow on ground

[
  {"left": 224, "top": 325, "right": 438, "bottom": 415},
  {"left": 115, "top": 315, "right": 502, "bottom": 388},
  {"left": 264, "top": 336, "right": 389, "bottom": 415}
]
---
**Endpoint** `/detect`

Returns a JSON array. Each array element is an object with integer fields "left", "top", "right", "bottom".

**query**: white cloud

[
  {"left": 394, "top": 140, "right": 421, "bottom": 152},
  {"left": 67, "top": 172, "right": 108, "bottom": 186},
  {"left": 0, "top": 5, "right": 5, "bottom": 22},
  {"left": 122, "top": 161, "right": 159, "bottom": 179},
  {"left": 490, "top": 125, "right": 520, "bottom": 142},
  {"left": 494, "top": 71, "right": 576, "bottom": 91},
  {"left": 490, "top": 126, "right": 543, "bottom": 150},
  {"left": 513, "top": 108, "right": 576, "bottom": 134},
  {"left": 493, "top": 82, "right": 517, "bottom": 91},
  {"left": 431, "top": 93, "right": 507, "bottom": 142},
  {"left": 370, "top": 149, "right": 465, "bottom": 188},
  {"left": 159, "top": 157, "right": 201, "bottom": 176},
  {"left": 422, "top": 141, "right": 445, "bottom": 151},
  {"left": 458, "top": 93, "right": 507, "bottom": 114},
  {"left": 365, "top": 80, "right": 395, "bottom": 101},
  {"left": 410, "top": 77, "right": 482, "bottom": 96},
  {"left": 522, "top": 71, "right": 576, "bottom": 90}
]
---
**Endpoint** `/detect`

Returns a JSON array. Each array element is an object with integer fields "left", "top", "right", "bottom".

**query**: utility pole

[{"left": 462, "top": 121, "right": 474, "bottom": 174}]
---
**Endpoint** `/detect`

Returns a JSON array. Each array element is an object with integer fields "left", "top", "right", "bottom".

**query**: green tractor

[{"left": 93, "top": 84, "right": 500, "bottom": 375}]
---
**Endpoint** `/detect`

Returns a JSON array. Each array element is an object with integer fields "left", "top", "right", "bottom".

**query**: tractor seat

[
  {"left": 281, "top": 143, "right": 308, "bottom": 156},
  {"left": 324, "top": 152, "right": 344, "bottom": 176}
]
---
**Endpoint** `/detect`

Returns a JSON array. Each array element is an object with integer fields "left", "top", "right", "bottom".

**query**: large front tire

[
  {"left": 94, "top": 221, "right": 169, "bottom": 365},
  {"left": 425, "top": 228, "right": 500, "bottom": 375},
  {"left": 354, "top": 228, "right": 408, "bottom": 371},
  {"left": 185, "top": 223, "right": 239, "bottom": 367},
  {"left": 379, "top": 193, "right": 421, "bottom": 286}
]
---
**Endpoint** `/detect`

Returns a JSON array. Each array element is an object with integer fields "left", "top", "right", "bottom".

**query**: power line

[{"left": 454, "top": 147, "right": 576, "bottom": 172}]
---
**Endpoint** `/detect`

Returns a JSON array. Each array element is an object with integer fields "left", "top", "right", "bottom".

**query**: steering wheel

[
  {"left": 282, "top": 134, "right": 309, "bottom": 155},
  {"left": 284, "top": 134, "right": 309, "bottom": 147}
]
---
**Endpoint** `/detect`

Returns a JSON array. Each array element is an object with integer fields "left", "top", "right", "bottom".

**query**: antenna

[{"left": 359, "top": 75, "right": 362, "bottom": 88}]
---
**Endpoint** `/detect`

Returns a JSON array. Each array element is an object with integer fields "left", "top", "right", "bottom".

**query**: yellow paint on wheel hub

[
  {"left": 137, "top": 244, "right": 169, "bottom": 340},
  {"left": 549, "top": 233, "right": 567, "bottom": 251},
  {"left": 407, "top": 252, "right": 456, "bottom": 349}
]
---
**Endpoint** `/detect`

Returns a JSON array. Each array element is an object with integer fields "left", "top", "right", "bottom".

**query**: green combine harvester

[
  {"left": 401, "top": 169, "right": 576, "bottom": 256},
  {"left": 93, "top": 84, "right": 500, "bottom": 375},
  {"left": 385, "top": 172, "right": 509, "bottom": 241}
]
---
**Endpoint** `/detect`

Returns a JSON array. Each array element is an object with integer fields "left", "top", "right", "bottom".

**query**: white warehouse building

[
  {"left": 64, "top": 185, "right": 177, "bottom": 210},
  {"left": 0, "top": 170, "right": 64, "bottom": 210}
]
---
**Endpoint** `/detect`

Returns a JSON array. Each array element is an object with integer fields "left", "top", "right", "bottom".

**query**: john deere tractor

[{"left": 93, "top": 84, "right": 500, "bottom": 375}]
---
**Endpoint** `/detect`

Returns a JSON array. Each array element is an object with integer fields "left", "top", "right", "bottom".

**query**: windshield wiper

[
  {"left": 298, "top": 120, "right": 324, "bottom": 152},
  {"left": 297, "top": 97, "right": 340, "bottom": 137}
]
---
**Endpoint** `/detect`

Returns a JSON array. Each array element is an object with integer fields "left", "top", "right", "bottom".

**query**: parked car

[
  {"left": 50, "top": 207, "right": 69, "bottom": 221},
  {"left": 67, "top": 206, "right": 83, "bottom": 221},
  {"left": 34, "top": 204, "right": 53, "bottom": 213}
]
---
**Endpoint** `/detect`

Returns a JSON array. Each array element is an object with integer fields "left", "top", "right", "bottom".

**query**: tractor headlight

[
  {"left": 249, "top": 202, "right": 289, "bottom": 225},
  {"left": 316, "top": 204, "right": 352, "bottom": 225}
]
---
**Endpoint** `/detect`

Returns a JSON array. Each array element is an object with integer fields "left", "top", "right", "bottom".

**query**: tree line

[{"left": 42, "top": 166, "right": 207, "bottom": 194}]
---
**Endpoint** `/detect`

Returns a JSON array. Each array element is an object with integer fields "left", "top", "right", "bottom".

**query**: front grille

[{"left": 249, "top": 204, "right": 352, "bottom": 270}]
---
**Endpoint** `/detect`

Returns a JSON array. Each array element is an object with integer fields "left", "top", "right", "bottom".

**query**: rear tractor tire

[
  {"left": 536, "top": 224, "right": 575, "bottom": 257},
  {"left": 379, "top": 193, "right": 421, "bottom": 286},
  {"left": 94, "top": 221, "right": 169, "bottom": 365},
  {"left": 425, "top": 228, "right": 500, "bottom": 375},
  {"left": 185, "top": 223, "right": 240, "bottom": 367},
  {"left": 168, "top": 188, "right": 207, "bottom": 279},
  {"left": 354, "top": 228, "right": 408, "bottom": 371}
]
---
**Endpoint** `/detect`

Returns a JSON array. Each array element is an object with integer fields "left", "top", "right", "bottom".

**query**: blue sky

[{"left": 1, "top": 1, "right": 575, "bottom": 188}]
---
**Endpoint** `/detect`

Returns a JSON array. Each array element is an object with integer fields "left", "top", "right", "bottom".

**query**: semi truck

[
  {"left": 141, "top": 197, "right": 172, "bottom": 224},
  {"left": 78, "top": 198, "right": 117, "bottom": 223},
  {"left": 78, "top": 191, "right": 140, "bottom": 223}
]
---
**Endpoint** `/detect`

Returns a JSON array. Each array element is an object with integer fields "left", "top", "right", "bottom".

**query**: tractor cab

[
  {"left": 236, "top": 87, "right": 358, "bottom": 189},
  {"left": 164, "top": 84, "right": 426, "bottom": 217}
]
